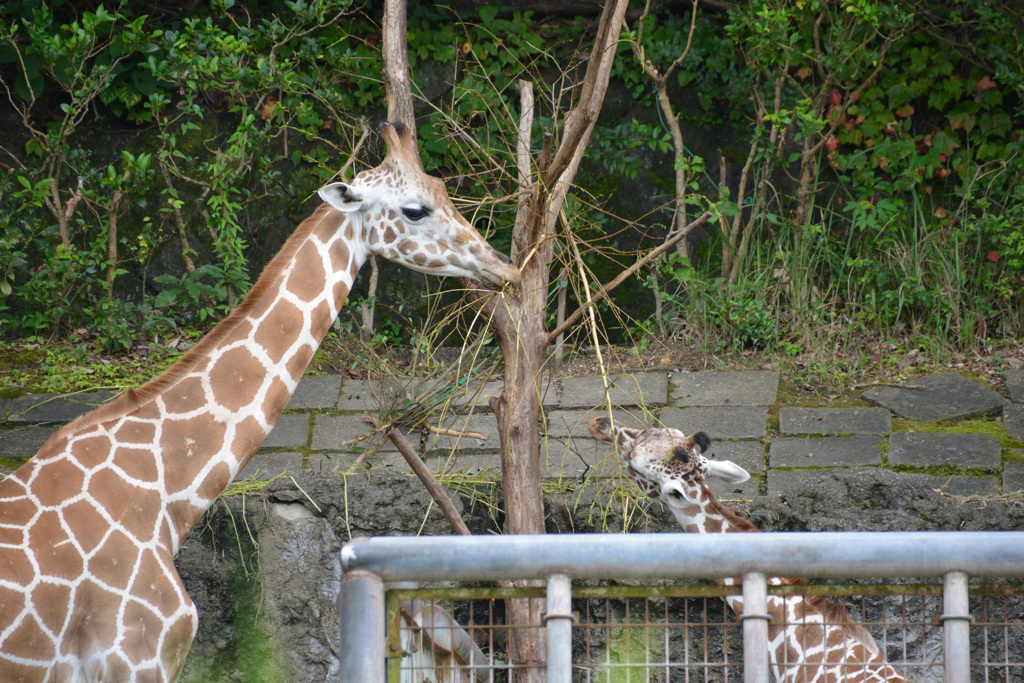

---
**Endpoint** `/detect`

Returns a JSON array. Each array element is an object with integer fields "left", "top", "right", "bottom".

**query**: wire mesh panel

[
  {"left": 765, "top": 589, "right": 944, "bottom": 683},
  {"left": 383, "top": 584, "right": 1024, "bottom": 683},
  {"left": 573, "top": 594, "right": 742, "bottom": 682},
  {"left": 387, "top": 589, "right": 547, "bottom": 683},
  {"left": 974, "top": 593, "right": 1024, "bottom": 682}
]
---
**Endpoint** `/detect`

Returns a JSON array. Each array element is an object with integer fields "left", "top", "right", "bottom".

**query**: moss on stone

[
  {"left": 886, "top": 462, "right": 995, "bottom": 478},
  {"left": 227, "top": 567, "right": 288, "bottom": 683},
  {"left": 890, "top": 416, "right": 1024, "bottom": 451}
]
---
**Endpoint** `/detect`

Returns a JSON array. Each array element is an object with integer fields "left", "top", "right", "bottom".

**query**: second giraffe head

[
  {"left": 319, "top": 122, "right": 520, "bottom": 287},
  {"left": 588, "top": 416, "right": 749, "bottom": 508}
]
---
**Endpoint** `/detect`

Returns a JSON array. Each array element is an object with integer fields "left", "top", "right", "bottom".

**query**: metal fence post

[
  {"left": 741, "top": 573, "right": 770, "bottom": 683},
  {"left": 338, "top": 569, "right": 386, "bottom": 683},
  {"left": 942, "top": 571, "right": 971, "bottom": 683},
  {"left": 545, "top": 573, "right": 574, "bottom": 683}
]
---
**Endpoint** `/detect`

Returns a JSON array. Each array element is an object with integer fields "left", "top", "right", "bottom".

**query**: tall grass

[{"left": 648, "top": 160, "right": 1022, "bottom": 360}]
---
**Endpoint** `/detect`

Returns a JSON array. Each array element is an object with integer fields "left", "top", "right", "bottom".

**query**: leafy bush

[
  {"left": 1, "top": 0, "right": 1021, "bottom": 358},
  {"left": 629, "top": 0, "right": 1024, "bottom": 353}
]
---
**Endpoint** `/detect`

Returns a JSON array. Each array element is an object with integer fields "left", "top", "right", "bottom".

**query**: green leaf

[{"left": 478, "top": 4, "right": 499, "bottom": 23}]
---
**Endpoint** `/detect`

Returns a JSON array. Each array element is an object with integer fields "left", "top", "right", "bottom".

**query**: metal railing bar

[
  {"left": 385, "top": 589, "right": 403, "bottom": 683},
  {"left": 383, "top": 582, "right": 1024, "bottom": 604},
  {"left": 741, "top": 572, "right": 770, "bottom": 683},
  {"left": 545, "top": 574, "right": 574, "bottom": 683},
  {"left": 943, "top": 571, "right": 971, "bottom": 683},
  {"left": 340, "top": 533, "right": 1024, "bottom": 682},
  {"left": 387, "top": 586, "right": 547, "bottom": 601},
  {"left": 341, "top": 532, "right": 1024, "bottom": 582},
  {"left": 338, "top": 570, "right": 386, "bottom": 683}
]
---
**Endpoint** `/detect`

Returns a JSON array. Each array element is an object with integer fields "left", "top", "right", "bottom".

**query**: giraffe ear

[
  {"left": 705, "top": 459, "right": 751, "bottom": 484},
  {"left": 319, "top": 182, "right": 364, "bottom": 212},
  {"left": 662, "top": 481, "right": 698, "bottom": 505},
  {"left": 588, "top": 416, "right": 640, "bottom": 444}
]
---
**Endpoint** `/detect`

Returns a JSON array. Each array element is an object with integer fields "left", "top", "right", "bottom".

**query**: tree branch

[
  {"left": 546, "top": 210, "right": 712, "bottom": 344},
  {"left": 513, "top": 80, "right": 536, "bottom": 244},
  {"left": 383, "top": 0, "right": 415, "bottom": 127},
  {"left": 382, "top": 423, "right": 472, "bottom": 537}
]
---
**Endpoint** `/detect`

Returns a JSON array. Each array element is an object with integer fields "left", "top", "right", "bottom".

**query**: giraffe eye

[{"left": 401, "top": 206, "right": 430, "bottom": 221}]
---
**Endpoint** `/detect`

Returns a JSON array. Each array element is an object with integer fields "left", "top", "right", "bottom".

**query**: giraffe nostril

[{"left": 496, "top": 251, "right": 512, "bottom": 265}]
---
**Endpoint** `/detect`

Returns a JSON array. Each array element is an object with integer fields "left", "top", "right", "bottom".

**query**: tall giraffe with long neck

[
  {"left": 0, "top": 122, "right": 519, "bottom": 683},
  {"left": 589, "top": 417, "right": 909, "bottom": 683}
]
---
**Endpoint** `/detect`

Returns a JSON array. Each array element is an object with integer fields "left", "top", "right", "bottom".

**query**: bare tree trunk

[
  {"left": 725, "top": 132, "right": 759, "bottom": 286},
  {"left": 481, "top": 79, "right": 549, "bottom": 681},
  {"left": 382, "top": 3, "right": 629, "bottom": 679},
  {"left": 791, "top": 135, "right": 818, "bottom": 308},
  {"left": 626, "top": 0, "right": 699, "bottom": 262},
  {"left": 105, "top": 170, "right": 132, "bottom": 300},
  {"left": 469, "top": 6, "right": 630, "bottom": 678},
  {"left": 371, "top": 0, "right": 416, "bottom": 343},
  {"left": 45, "top": 178, "right": 82, "bottom": 251},
  {"left": 383, "top": 0, "right": 415, "bottom": 128},
  {"left": 651, "top": 259, "right": 665, "bottom": 338}
]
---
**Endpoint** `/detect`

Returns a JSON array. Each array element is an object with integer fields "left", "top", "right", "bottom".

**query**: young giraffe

[
  {"left": 589, "top": 416, "right": 909, "bottom": 683},
  {"left": 0, "top": 122, "right": 519, "bottom": 683}
]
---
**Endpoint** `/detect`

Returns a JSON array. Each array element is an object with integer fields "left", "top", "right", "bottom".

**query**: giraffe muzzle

[{"left": 478, "top": 251, "right": 521, "bottom": 287}]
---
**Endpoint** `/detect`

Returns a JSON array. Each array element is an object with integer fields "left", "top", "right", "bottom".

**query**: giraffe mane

[
  {"left": 43, "top": 202, "right": 337, "bottom": 441},
  {"left": 700, "top": 481, "right": 879, "bottom": 651},
  {"left": 786, "top": 588, "right": 883, "bottom": 655},
  {"left": 695, "top": 478, "right": 759, "bottom": 533}
]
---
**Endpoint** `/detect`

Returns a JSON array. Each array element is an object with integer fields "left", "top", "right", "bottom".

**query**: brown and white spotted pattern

[
  {"left": 589, "top": 417, "right": 909, "bottom": 683},
  {"left": 0, "top": 122, "right": 519, "bottom": 683}
]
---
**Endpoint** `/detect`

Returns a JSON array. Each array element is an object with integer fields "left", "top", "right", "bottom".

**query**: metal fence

[{"left": 338, "top": 532, "right": 1024, "bottom": 682}]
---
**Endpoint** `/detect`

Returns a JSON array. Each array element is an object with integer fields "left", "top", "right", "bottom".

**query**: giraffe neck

[
  {"left": 159, "top": 205, "right": 365, "bottom": 545},
  {"left": 677, "top": 490, "right": 908, "bottom": 683},
  {"left": 40, "top": 204, "right": 367, "bottom": 555},
  {"left": 669, "top": 479, "right": 759, "bottom": 535}
]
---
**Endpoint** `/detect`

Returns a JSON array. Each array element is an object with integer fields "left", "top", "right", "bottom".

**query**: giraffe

[
  {"left": 588, "top": 416, "right": 909, "bottom": 683},
  {"left": 0, "top": 121, "right": 520, "bottom": 683}
]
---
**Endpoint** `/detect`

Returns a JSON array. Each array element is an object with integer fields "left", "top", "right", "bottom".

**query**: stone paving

[{"left": 2, "top": 369, "right": 1023, "bottom": 502}]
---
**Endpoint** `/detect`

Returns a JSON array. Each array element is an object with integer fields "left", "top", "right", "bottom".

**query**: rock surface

[
  {"left": 5, "top": 368, "right": 1020, "bottom": 679},
  {"left": 173, "top": 468, "right": 1024, "bottom": 681},
  {"left": 862, "top": 371, "right": 1008, "bottom": 421}
]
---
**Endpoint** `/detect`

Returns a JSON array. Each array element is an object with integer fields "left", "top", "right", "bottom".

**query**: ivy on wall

[{"left": 0, "top": 0, "right": 1021, "bottom": 352}]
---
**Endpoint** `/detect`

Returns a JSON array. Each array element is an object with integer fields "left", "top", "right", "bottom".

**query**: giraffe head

[
  {"left": 589, "top": 416, "right": 749, "bottom": 524},
  {"left": 318, "top": 122, "right": 520, "bottom": 287}
]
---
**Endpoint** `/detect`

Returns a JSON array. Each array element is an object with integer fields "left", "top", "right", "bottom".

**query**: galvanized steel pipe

[
  {"left": 942, "top": 571, "right": 971, "bottom": 683},
  {"left": 337, "top": 570, "right": 386, "bottom": 683},
  {"left": 545, "top": 574, "right": 574, "bottom": 683},
  {"left": 340, "top": 532, "right": 1024, "bottom": 582},
  {"left": 741, "top": 573, "right": 770, "bottom": 683}
]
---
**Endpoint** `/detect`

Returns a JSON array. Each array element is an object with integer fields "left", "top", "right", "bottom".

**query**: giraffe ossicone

[
  {"left": 589, "top": 416, "right": 909, "bottom": 683},
  {"left": 0, "top": 121, "right": 518, "bottom": 682}
]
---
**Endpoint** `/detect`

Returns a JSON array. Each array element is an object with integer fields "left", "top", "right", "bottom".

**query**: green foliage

[
  {"left": 408, "top": 3, "right": 570, "bottom": 183},
  {"left": 631, "top": 0, "right": 1024, "bottom": 353},
  {"left": 0, "top": 0, "right": 364, "bottom": 344},
  {"left": 1, "top": 0, "right": 1021, "bottom": 359},
  {"left": 593, "top": 119, "right": 673, "bottom": 180},
  {"left": 0, "top": 1, "right": 590, "bottom": 349}
]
